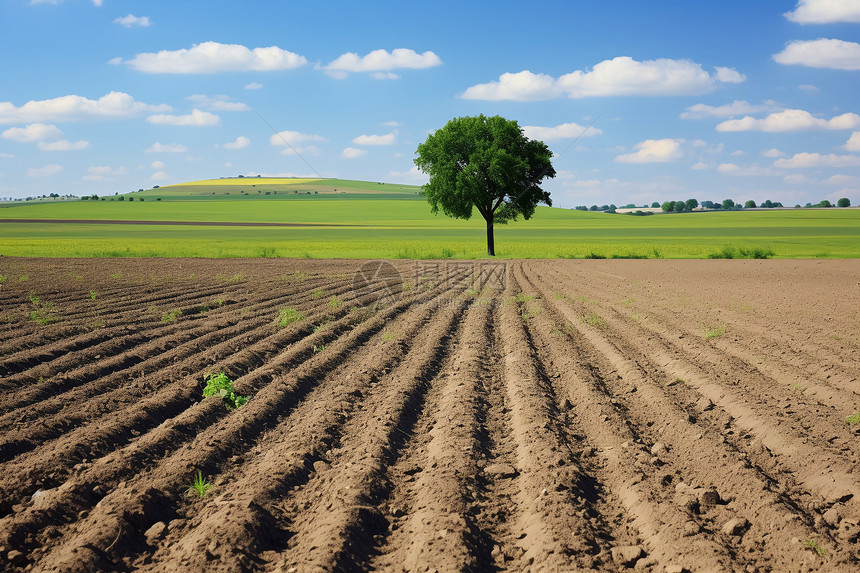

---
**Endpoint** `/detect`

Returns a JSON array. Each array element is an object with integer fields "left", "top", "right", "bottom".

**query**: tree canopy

[{"left": 414, "top": 115, "right": 555, "bottom": 256}]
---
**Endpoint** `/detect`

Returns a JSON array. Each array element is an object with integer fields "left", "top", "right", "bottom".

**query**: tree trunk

[{"left": 486, "top": 217, "right": 495, "bottom": 256}]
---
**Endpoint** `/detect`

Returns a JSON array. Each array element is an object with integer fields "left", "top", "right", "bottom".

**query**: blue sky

[{"left": 1, "top": 0, "right": 859, "bottom": 208}]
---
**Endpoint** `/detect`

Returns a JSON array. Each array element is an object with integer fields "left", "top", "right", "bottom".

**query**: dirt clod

[
  {"left": 611, "top": 545, "right": 644, "bottom": 566},
  {"left": 721, "top": 517, "right": 750, "bottom": 536}
]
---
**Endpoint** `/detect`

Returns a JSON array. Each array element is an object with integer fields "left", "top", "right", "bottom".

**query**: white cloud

[
  {"left": 92, "top": 0, "right": 103, "bottom": 6},
  {"left": 269, "top": 130, "right": 326, "bottom": 146},
  {"left": 845, "top": 131, "right": 860, "bottom": 151},
  {"left": 244, "top": 82, "right": 263, "bottom": 90},
  {"left": 560, "top": 57, "right": 723, "bottom": 97},
  {"left": 717, "top": 109, "right": 860, "bottom": 132},
  {"left": 341, "top": 147, "right": 367, "bottom": 158},
  {"left": 121, "top": 42, "right": 307, "bottom": 73},
  {"left": 186, "top": 94, "right": 249, "bottom": 111},
  {"left": 151, "top": 171, "right": 169, "bottom": 181},
  {"left": 680, "top": 100, "right": 779, "bottom": 119},
  {"left": 761, "top": 148, "right": 785, "bottom": 158},
  {"left": 522, "top": 122, "right": 602, "bottom": 141},
  {"left": 774, "top": 38, "right": 860, "bottom": 70},
  {"left": 462, "top": 57, "right": 738, "bottom": 101},
  {"left": 324, "top": 49, "right": 442, "bottom": 78},
  {"left": 151, "top": 160, "right": 166, "bottom": 169},
  {"left": 382, "top": 121, "right": 402, "bottom": 127},
  {"left": 352, "top": 132, "right": 396, "bottom": 146},
  {"left": 388, "top": 165, "right": 427, "bottom": 182},
  {"left": 38, "top": 139, "right": 89, "bottom": 151},
  {"left": 0, "top": 91, "right": 169, "bottom": 124},
  {"left": 799, "top": 84, "right": 820, "bottom": 93},
  {"left": 714, "top": 66, "right": 746, "bottom": 83},
  {"left": 615, "top": 139, "right": 684, "bottom": 164},
  {"left": 461, "top": 70, "right": 561, "bottom": 101},
  {"left": 27, "top": 164, "right": 62, "bottom": 177},
  {"left": 717, "top": 163, "right": 777, "bottom": 176},
  {"left": 1, "top": 123, "right": 63, "bottom": 142},
  {"left": 0, "top": 153, "right": 14, "bottom": 158},
  {"left": 785, "top": 0, "right": 860, "bottom": 23},
  {"left": 146, "top": 109, "right": 220, "bottom": 126},
  {"left": 691, "top": 162, "right": 710, "bottom": 170},
  {"left": 774, "top": 152, "right": 860, "bottom": 168},
  {"left": 146, "top": 142, "right": 187, "bottom": 153},
  {"left": 222, "top": 136, "right": 250, "bottom": 150},
  {"left": 114, "top": 14, "right": 150, "bottom": 28},
  {"left": 824, "top": 174, "right": 856, "bottom": 185}
]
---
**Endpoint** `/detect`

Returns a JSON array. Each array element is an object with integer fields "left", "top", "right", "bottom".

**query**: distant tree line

[{"left": 569, "top": 197, "right": 851, "bottom": 213}]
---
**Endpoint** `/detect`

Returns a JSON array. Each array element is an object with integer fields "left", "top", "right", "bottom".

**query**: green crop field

[{"left": 1, "top": 178, "right": 857, "bottom": 259}]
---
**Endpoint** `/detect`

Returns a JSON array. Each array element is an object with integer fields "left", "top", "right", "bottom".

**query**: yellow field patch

[{"left": 170, "top": 178, "right": 320, "bottom": 187}]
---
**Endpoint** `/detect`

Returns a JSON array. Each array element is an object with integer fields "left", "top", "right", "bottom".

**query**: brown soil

[{"left": 0, "top": 257, "right": 857, "bottom": 572}]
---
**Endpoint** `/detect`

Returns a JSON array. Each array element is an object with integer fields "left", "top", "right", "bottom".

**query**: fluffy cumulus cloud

[
  {"left": 352, "top": 132, "right": 396, "bottom": 146},
  {"left": 113, "top": 14, "right": 150, "bottom": 28},
  {"left": 680, "top": 100, "right": 779, "bottom": 119},
  {"left": 151, "top": 171, "right": 170, "bottom": 181},
  {"left": 151, "top": 160, "right": 166, "bottom": 170},
  {"left": 784, "top": 0, "right": 860, "bottom": 23},
  {"left": 615, "top": 139, "right": 684, "bottom": 164},
  {"left": 186, "top": 95, "right": 249, "bottom": 111},
  {"left": 845, "top": 131, "right": 860, "bottom": 151},
  {"left": 717, "top": 109, "right": 860, "bottom": 132},
  {"left": 774, "top": 152, "right": 860, "bottom": 168},
  {"left": 1, "top": 123, "right": 63, "bottom": 142},
  {"left": 27, "top": 164, "right": 62, "bottom": 177},
  {"left": 244, "top": 82, "right": 263, "bottom": 90},
  {"left": 323, "top": 49, "right": 442, "bottom": 79},
  {"left": 341, "top": 147, "right": 367, "bottom": 158},
  {"left": 38, "top": 139, "right": 89, "bottom": 151},
  {"left": 713, "top": 67, "right": 747, "bottom": 83},
  {"left": 522, "top": 122, "right": 602, "bottom": 141},
  {"left": 388, "top": 165, "right": 427, "bottom": 182},
  {"left": 269, "top": 130, "right": 326, "bottom": 147},
  {"left": 461, "top": 57, "right": 742, "bottom": 101},
  {"left": 761, "top": 148, "right": 786, "bottom": 158},
  {"left": 146, "top": 142, "right": 187, "bottom": 153},
  {"left": 146, "top": 109, "right": 220, "bottom": 126},
  {"left": 120, "top": 42, "right": 307, "bottom": 73},
  {"left": 0, "top": 91, "right": 169, "bottom": 124},
  {"left": 222, "top": 136, "right": 250, "bottom": 150},
  {"left": 774, "top": 39, "right": 860, "bottom": 70}
]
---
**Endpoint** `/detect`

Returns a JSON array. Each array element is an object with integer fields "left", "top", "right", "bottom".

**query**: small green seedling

[
  {"left": 790, "top": 383, "right": 806, "bottom": 393},
  {"left": 329, "top": 295, "right": 341, "bottom": 309},
  {"left": 621, "top": 298, "right": 634, "bottom": 307},
  {"left": 90, "top": 290, "right": 97, "bottom": 301},
  {"left": 162, "top": 309, "right": 182, "bottom": 323},
  {"left": 0, "top": 275, "right": 6, "bottom": 283},
  {"left": 313, "top": 344, "right": 325, "bottom": 353},
  {"left": 704, "top": 325, "right": 725, "bottom": 340},
  {"left": 581, "top": 313, "right": 607, "bottom": 328},
  {"left": 846, "top": 412, "right": 860, "bottom": 425},
  {"left": 803, "top": 538, "right": 826, "bottom": 557},
  {"left": 203, "top": 372, "right": 249, "bottom": 410},
  {"left": 382, "top": 331, "right": 394, "bottom": 341},
  {"left": 190, "top": 470, "right": 213, "bottom": 498},
  {"left": 311, "top": 288, "right": 322, "bottom": 298},
  {"left": 277, "top": 307, "right": 304, "bottom": 327},
  {"left": 554, "top": 293, "right": 564, "bottom": 300},
  {"left": 110, "top": 271, "right": 122, "bottom": 279}
]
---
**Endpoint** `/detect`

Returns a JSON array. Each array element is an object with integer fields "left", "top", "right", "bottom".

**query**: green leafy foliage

[
  {"left": 414, "top": 114, "right": 555, "bottom": 255},
  {"left": 161, "top": 309, "right": 182, "bottom": 323},
  {"left": 277, "top": 307, "right": 304, "bottom": 327},
  {"left": 846, "top": 412, "right": 860, "bottom": 425},
  {"left": 190, "top": 470, "right": 213, "bottom": 498},
  {"left": 203, "top": 372, "right": 249, "bottom": 410},
  {"left": 803, "top": 538, "right": 826, "bottom": 557}
]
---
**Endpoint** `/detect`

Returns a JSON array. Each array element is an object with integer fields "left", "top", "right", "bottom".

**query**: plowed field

[{"left": 0, "top": 258, "right": 857, "bottom": 572}]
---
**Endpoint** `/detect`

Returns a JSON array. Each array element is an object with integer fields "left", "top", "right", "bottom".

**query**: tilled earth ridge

[{"left": 0, "top": 257, "right": 857, "bottom": 572}]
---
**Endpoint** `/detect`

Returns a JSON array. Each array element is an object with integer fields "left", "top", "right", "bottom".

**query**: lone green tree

[{"left": 414, "top": 115, "right": 556, "bottom": 256}]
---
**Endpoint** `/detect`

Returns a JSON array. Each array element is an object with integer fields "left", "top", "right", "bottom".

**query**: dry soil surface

[{"left": 0, "top": 257, "right": 857, "bottom": 572}]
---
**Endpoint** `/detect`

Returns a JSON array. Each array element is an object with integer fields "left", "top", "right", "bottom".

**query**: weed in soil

[
  {"left": 203, "top": 372, "right": 249, "bottom": 410},
  {"left": 190, "top": 470, "right": 213, "bottom": 498},
  {"left": 277, "top": 307, "right": 304, "bottom": 327}
]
